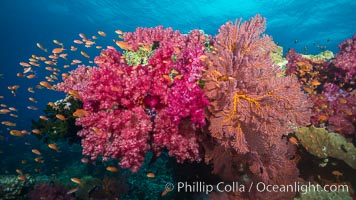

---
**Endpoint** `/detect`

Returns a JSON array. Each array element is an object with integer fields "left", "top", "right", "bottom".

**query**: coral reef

[
  {"left": 31, "top": 95, "right": 82, "bottom": 144},
  {"left": 286, "top": 35, "right": 356, "bottom": 139},
  {"left": 312, "top": 83, "right": 356, "bottom": 137},
  {"left": 73, "top": 175, "right": 127, "bottom": 200},
  {"left": 0, "top": 175, "right": 34, "bottom": 200},
  {"left": 202, "top": 14, "right": 312, "bottom": 200},
  {"left": 29, "top": 183, "right": 75, "bottom": 200},
  {"left": 333, "top": 34, "right": 356, "bottom": 84},
  {"left": 270, "top": 45, "right": 287, "bottom": 69},
  {"left": 56, "top": 27, "right": 209, "bottom": 172},
  {"left": 295, "top": 126, "right": 356, "bottom": 169}
]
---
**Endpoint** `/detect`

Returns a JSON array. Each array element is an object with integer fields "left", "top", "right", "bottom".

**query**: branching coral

[{"left": 202, "top": 14, "right": 312, "bottom": 200}]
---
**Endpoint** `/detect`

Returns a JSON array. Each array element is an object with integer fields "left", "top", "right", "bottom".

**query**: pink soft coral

[{"left": 56, "top": 27, "right": 209, "bottom": 171}]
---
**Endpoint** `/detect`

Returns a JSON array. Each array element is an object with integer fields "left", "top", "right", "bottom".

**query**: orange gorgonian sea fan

[{"left": 202, "top": 14, "right": 312, "bottom": 154}]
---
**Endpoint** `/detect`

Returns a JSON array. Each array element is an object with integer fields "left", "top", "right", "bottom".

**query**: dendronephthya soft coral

[{"left": 56, "top": 27, "right": 209, "bottom": 172}]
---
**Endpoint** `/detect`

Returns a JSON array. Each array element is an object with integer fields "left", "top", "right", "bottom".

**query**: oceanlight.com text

[{"left": 175, "top": 181, "right": 349, "bottom": 194}]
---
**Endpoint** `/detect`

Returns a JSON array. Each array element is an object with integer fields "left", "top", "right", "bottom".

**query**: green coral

[
  {"left": 302, "top": 50, "right": 334, "bottom": 61},
  {"left": 270, "top": 45, "right": 287, "bottom": 69},
  {"left": 295, "top": 126, "right": 356, "bottom": 169},
  {"left": 31, "top": 95, "right": 82, "bottom": 144},
  {"left": 0, "top": 175, "right": 34, "bottom": 199},
  {"left": 123, "top": 45, "right": 154, "bottom": 66}
]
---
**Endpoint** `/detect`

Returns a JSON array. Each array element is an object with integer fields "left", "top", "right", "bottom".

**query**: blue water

[
  {"left": 0, "top": 0, "right": 354, "bottom": 150},
  {"left": 1, "top": 1, "right": 356, "bottom": 123},
  {"left": 0, "top": 1, "right": 355, "bottom": 198}
]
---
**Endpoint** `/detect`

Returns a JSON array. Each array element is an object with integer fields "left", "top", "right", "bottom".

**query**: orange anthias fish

[
  {"left": 0, "top": 109, "right": 11, "bottom": 114},
  {"left": 20, "top": 62, "right": 31, "bottom": 67},
  {"left": 288, "top": 136, "right": 299, "bottom": 145},
  {"left": 55, "top": 114, "right": 66, "bottom": 121},
  {"left": 48, "top": 143, "right": 60, "bottom": 152},
  {"left": 9, "top": 107, "right": 18, "bottom": 112},
  {"left": 34, "top": 157, "right": 44, "bottom": 163},
  {"left": 98, "top": 30, "right": 106, "bottom": 37},
  {"left": 2, "top": 121, "right": 16, "bottom": 127},
  {"left": 114, "top": 40, "right": 132, "bottom": 51},
  {"left": 36, "top": 43, "right": 47, "bottom": 52},
  {"left": 66, "top": 187, "right": 80, "bottom": 195},
  {"left": 9, "top": 130, "right": 24, "bottom": 137},
  {"left": 106, "top": 166, "right": 119, "bottom": 173},
  {"left": 73, "top": 109, "right": 88, "bottom": 117},
  {"left": 39, "top": 81, "right": 53, "bottom": 89},
  {"left": 28, "top": 97, "right": 37, "bottom": 103},
  {"left": 18, "top": 175, "right": 27, "bottom": 182},
  {"left": 115, "top": 30, "right": 123, "bottom": 35},
  {"left": 26, "top": 74, "right": 36, "bottom": 79},
  {"left": 73, "top": 40, "right": 83, "bottom": 44},
  {"left": 52, "top": 47, "right": 65, "bottom": 54},
  {"left": 27, "top": 87, "right": 35, "bottom": 93},
  {"left": 80, "top": 51, "right": 90, "bottom": 59},
  {"left": 71, "top": 177, "right": 82, "bottom": 185},
  {"left": 27, "top": 106, "right": 38, "bottom": 110},
  {"left": 53, "top": 39, "right": 63, "bottom": 46},
  {"left": 16, "top": 169, "right": 24, "bottom": 175},
  {"left": 79, "top": 33, "right": 87, "bottom": 40},
  {"left": 32, "top": 129, "right": 42, "bottom": 134},
  {"left": 39, "top": 115, "right": 49, "bottom": 120},
  {"left": 31, "top": 149, "right": 41, "bottom": 156},
  {"left": 68, "top": 90, "right": 81, "bottom": 99},
  {"left": 146, "top": 173, "right": 155, "bottom": 178},
  {"left": 80, "top": 158, "right": 89, "bottom": 164},
  {"left": 70, "top": 46, "right": 78, "bottom": 51},
  {"left": 10, "top": 113, "right": 19, "bottom": 118}
]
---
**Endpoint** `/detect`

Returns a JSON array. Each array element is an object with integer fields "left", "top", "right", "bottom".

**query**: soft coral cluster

[
  {"left": 311, "top": 83, "right": 356, "bottom": 137},
  {"left": 286, "top": 34, "right": 356, "bottom": 139},
  {"left": 56, "top": 27, "right": 209, "bottom": 172},
  {"left": 202, "top": 15, "right": 312, "bottom": 200},
  {"left": 333, "top": 34, "right": 356, "bottom": 84}
]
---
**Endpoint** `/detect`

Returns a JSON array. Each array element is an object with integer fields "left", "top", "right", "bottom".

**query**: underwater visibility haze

[{"left": 0, "top": 0, "right": 356, "bottom": 199}]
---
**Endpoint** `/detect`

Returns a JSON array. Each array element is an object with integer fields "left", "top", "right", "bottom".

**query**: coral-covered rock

[
  {"left": 296, "top": 126, "right": 356, "bottom": 169},
  {"left": 286, "top": 42, "right": 356, "bottom": 139}
]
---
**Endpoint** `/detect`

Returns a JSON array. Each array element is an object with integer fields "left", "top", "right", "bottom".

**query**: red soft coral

[{"left": 56, "top": 27, "right": 209, "bottom": 171}]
